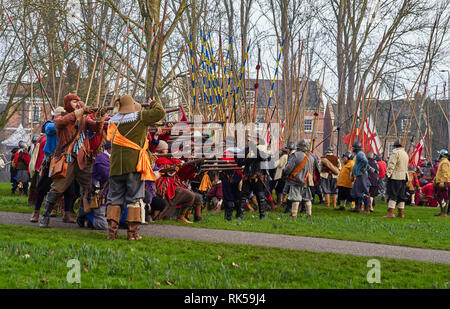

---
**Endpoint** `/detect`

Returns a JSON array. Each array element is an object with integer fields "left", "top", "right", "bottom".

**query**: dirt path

[{"left": 1, "top": 211, "right": 449, "bottom": 264}]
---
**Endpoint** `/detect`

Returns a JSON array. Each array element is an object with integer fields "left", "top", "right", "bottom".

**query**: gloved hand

[{"left": 94, "top": 107, "right": 106, "bottom": 122}]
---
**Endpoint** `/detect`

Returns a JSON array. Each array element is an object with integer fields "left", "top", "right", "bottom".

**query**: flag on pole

[
  {"left": 279, "top": 117, "right": 286, "bottom": 148},
  {"left": 409, "top": 130, "right": 427, "bottom": 167},
  {"left": 343, "top": 116, "right": 381, "bottom": 154},
  {"left": 364, "top": 116, "right": 382, "bottom": 155}
]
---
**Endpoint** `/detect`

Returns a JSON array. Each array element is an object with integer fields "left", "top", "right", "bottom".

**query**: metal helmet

[
  {"left": 343, "top": 151, "right": 353, "bottom": 160},
  {"left": 18, "top": 141, "right": 27, "bottom": 149},
  {"left": 438, "top": 149, "right": 449, "bottom": 158},
  {"left": 367, "top": 151, "right": 375, "bottom": 160},
  {"left": 326, "top": 147, "right": 334, "bottom": 154},
  {"left": 393, "top": 139, "right": 402, "bottom": 147},
  {"left": 286, "top": 141, "right": 295, "bottom": 150},
  {"left": 351, "top": 141, "right": 362, "bottom": 151},
  {"left": 297, "top": 139, "right": 308, "bottom": 152}
]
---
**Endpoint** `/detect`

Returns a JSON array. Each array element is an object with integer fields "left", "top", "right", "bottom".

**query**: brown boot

[
  {"left": 30, "top": 210, "right": 40, "bottom": 223},
  {"left": 177, "top": 216, "right": 193, "bottom": 224},
  {"left": 107, "top": 206, "right": 121, "bottom": 240},
  {"left": 50, "top": 202, "right": 58, "bottom": 217},
  {"left": 126, "top": 205, "right": 142, "bottom": 240},
  {"left": 127, "top": 223, "right": 142, "bottom": 240},
  {"left": 177, "top": 208, "right": 193, "bottom": 224},
  {"left": 108, "top": 220, "right": 119, "bottom": 240},
  {"left": 383, "top": 208, "right": 396, "bottom": 218},
  {"left": 397, "top": 208, "right": 405, "bottom": 218},
  {"left": 63, "top": 211, "right": 76, "bottom": 223},
  {"left": 350, "top": 204, "right": 361, "bottom": 213}
]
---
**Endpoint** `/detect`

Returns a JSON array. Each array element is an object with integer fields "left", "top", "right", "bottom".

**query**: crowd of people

[{"left": 3, "top": 92, "right": 449, "bottom": 241}]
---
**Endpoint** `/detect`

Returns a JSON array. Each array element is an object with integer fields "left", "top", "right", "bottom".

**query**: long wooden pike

[
  {"left": 132, "top": 24, "right": 158, "bottom": 97},
  {"left": 101, "top": 80, "right": 111, "bottom": 108},
  {"left": 95, "top": 45, "right": 107, "bottom": 107},
  {"left": 50, "top": 49, "right": 57, "bottom": 104},
  {"left": 126, "top": 21, "right": 130, "bottom": 93},
  {"left": 289, "top": 40, "right": 304, "bottom": 141},
  {"left": 311, "top": 65, "right": 326, "bottom": 151},
  {"left": 75, "top": 51, "right": 83, "bottom": 94},
  {"left": 252, "top": 47, "right": 261, "bottom": 123},
  {"left": 113, "top": 33, "right": 128, "bottom": 99},
  {"left": 85, "top": 53, "right": 98, "bottom": 105},
  {"left": 56, "top": 41, "right": 68, "bottom": 107},
  {"left": 29, "top": 48, "right": 36, "bottom": 129},
  {"left": 149, "top": 0, "right": 168, "bottom": 101},
  {"left": 402, "top": 15, "right": 438, "bottom": 146}
]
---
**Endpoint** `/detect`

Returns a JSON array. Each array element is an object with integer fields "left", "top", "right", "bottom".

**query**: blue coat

[
  {"left": 43, "top": 121, "right": 58, "bottom": 158},
  {"left": 352, "top": 151, "right": 368, "bottom": 177}
]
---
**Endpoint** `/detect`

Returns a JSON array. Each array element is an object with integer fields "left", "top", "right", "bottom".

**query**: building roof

[{"left": 1, "top": 124, "right": 30, "bottom": 147}]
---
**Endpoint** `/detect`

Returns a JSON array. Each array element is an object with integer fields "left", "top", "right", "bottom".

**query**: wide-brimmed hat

[{"left": 117, "top": 94, "right": 141, "bottom": 114}]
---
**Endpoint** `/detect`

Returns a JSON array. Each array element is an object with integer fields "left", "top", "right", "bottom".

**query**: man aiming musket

[{"left": 106, "top": 94, "right": 165, "bottom": 240}]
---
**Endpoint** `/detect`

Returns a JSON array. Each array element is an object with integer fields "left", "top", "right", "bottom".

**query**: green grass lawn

[
  {"left": 158, "top": 201, "right": 450, "bottom": 251},
  {"left": 0, "top": 224, "right": 448, "bottom": 289},
  {"left": 0, "top": 182, "right": 449, "bottom": 250}
]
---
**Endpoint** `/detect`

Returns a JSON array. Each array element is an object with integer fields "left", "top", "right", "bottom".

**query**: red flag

[{"left": 409, "top": 130, "right": 426, "bottom": 167}]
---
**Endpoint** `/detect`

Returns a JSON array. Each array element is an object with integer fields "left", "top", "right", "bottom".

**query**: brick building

[
  {"left": 0, "top": 83, "right": 53, "bottom": 154},
  {"left": 241, "top": 78, "right": 338, "bottom": 156}
]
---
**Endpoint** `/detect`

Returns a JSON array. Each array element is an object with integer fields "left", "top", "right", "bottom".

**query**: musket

[
  {"left": 158, "top": 157, "right": 208, "bottom": 174},
  {"left": 200, "top": 167, "right": 243, "bottom": 172},
  {"left": 91, "top": 106, "right": 180, "bottom": 113}
]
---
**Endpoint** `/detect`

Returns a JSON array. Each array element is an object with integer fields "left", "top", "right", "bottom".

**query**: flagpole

[{"left": 382, "top": 73, "right": 396, "bottom": 160}]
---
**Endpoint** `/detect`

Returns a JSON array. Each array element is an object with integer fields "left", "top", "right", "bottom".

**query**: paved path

[{"left": 1, "top": 211, "right": 449, "bottom": 264}]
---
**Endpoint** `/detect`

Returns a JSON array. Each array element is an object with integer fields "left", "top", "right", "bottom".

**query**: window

[
  {"left": 29, "top": 103, "right": 41, "bottom": 123},
  {"left": 246, "top": 89, "right": 256, "bottom": 108},
  {"left": 304, "top": 119, "right": 313, "bottom": 132},
  {"left": 388, "top": 143, "right": 394, "bottom": 157},
  {"left": 32, "top": 105, "right": 40, "bottom": 123},
  {"left": 400, "top": 119, "right": 409, "bottom": 132}
]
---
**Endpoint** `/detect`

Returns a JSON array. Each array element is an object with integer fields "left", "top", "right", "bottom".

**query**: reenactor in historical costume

[
  {"left": 336, "top": 151, "right": 355, "bottom": 210},
  {"left": 319, "top": 147, "right": 341, "bottom": 209},
  {"left": 155, "top": 157, "right": 199, "bottom": 224},
  {"left": 350, "top": 142, "right": 371, "bottom": 214},
  {"left": 14, "top": 141, "right": 30, "bottom": 196},
  {"left": 282, "top": 140, "right": 317, "bottom": 218},
  {"left": 273, "top": 147, "right": 289, "bottom": 208},
  {"left": 433, "top": 149, "right": 450, "bottom": 218},
  {"left": 383, "top": 139, "right": 409, "bottom": 218},
  {"left": 105, "top": 94, "right": 165, "bottom": 240},
  {"left": 367, "top": 152, "right": 380, "bottom": 211},
  {"left": 39, "top": 94, "right": 105, "bottom": 228},
  {"left": 236, "top": 136, "right": 271, "bottom": 220}
]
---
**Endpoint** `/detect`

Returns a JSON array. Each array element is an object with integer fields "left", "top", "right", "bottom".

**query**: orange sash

[{"left": 107, "top": 122, "right": 156, "bottom": 181}]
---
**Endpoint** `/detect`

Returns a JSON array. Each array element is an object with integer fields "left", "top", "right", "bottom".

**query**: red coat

[
  {"left": 421, "top": 183, "right": 438, "bottom": 207},
  {"left": 54, "top": 112, "right": 103, "bottom": 170},
  {"left": 35, "top": 135, "right": 46, "bottom": 171},
  {"left": 377, "top": 160, "right": 387, "bottom": 178}
]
